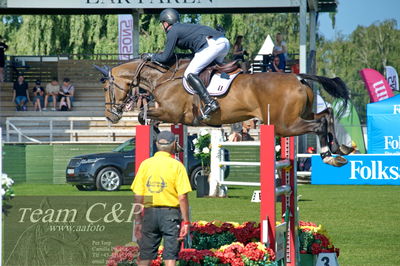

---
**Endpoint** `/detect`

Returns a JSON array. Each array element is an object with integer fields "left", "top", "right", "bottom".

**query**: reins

[{"left": 105, "top": 57, "right": 184, "bottom": 117}]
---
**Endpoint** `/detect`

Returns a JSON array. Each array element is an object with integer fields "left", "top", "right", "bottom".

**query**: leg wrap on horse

[
  {"left": 186, "top": 73, "right": 219, "bottom": 118},
  {"left": 320, "top": 150, "right": 332, "bottom": 159}
]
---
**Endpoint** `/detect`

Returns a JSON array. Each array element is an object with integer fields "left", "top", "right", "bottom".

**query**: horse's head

[
  {"left": 95, "top": 57, "right": 187, "bottom": 124},
  {"left": 94, "top": 60, "right": 144, "bottom": 124}
]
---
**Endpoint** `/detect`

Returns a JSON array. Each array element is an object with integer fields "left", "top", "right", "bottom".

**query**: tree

[{"left": 316, "top": 20, "right": 400, "bottom": 122}]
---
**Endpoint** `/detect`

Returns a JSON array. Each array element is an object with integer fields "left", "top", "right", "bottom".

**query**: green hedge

[{"left": 2, "top": 143, "right": 117, "bottom": 184}]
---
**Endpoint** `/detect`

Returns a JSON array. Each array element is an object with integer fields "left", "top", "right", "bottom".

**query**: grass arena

[{"left": 4, "top": 124, "right": 400, "bottom": 265}]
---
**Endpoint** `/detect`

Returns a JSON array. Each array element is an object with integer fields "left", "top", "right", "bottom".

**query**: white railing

[
  {"left": 209, "top": 130, "right": 312, "bottom": 193},
  {"left": 5, "top": 117, "right": 136, "bottom": 143}
]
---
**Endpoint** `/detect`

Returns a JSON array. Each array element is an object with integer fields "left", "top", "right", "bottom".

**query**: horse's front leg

[{"left": 146, "top": 106, "right": 186, "bottom": 124}]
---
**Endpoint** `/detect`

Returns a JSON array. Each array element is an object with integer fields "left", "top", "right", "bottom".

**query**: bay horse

[{"left": 95, "top": 57, "right": 353, "bottom": 167}]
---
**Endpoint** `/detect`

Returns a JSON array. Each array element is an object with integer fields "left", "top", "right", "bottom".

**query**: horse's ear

[{"left": 93, "top": 64, "right": 108, "bottom": 77}]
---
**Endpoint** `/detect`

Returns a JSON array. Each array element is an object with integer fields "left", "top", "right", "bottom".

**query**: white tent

[{"left": 254, "top": 35, "right": 274, "bottom": 61}]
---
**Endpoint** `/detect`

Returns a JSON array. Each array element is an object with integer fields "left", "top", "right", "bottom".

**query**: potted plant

[
  {"left": 2, "top": 173, "right": 15, "bottom": 215},
  {"left": 192, "top": 129, "right": 211, "bottom": 197}
]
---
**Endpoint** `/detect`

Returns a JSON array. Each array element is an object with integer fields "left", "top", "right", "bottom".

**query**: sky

[{"left": 318, "top": 0, "right": 400, "bottom": 40}]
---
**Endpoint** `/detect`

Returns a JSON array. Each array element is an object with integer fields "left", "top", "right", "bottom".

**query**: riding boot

[{"left": 186, "top": 73, "right": 220, "bottom": 120}]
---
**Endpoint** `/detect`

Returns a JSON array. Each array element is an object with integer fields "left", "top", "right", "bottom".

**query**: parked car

[{"left": 66, "top": 135, "right": 229, "bottom": 191}]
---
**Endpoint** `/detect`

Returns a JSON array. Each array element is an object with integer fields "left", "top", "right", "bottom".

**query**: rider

[{"left": 142, "top": 8, "right": 230, "bottom": 120}]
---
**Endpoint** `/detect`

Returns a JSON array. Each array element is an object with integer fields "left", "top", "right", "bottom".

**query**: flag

[
  {"left": 118, "top": 15, "right": 133, "bottom": 60},
  {"left": 359, "top": 68, "right": 394, "bottom": 102},
  {"left": 333, "top": 99, "right": 366, "bottom": 154},
  {"left": 385, "top": 66, "right": 399, "bottom": 91}
]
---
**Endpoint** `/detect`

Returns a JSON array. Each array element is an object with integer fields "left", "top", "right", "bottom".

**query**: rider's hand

[{"left": 141, "top": 53, "right": 154, "bottom": 61}]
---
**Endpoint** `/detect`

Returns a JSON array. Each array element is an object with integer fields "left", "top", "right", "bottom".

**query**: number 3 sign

[{"left": 316, "top": 253, "right": 339, "bottom": 266}]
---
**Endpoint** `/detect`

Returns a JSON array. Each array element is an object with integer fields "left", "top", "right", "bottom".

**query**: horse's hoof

[
  {"left": 323, "top": 156, "right": 348, "bottom": 167},
  {"left": 338, "top": 144, "right": 354, "bottom": 155}
]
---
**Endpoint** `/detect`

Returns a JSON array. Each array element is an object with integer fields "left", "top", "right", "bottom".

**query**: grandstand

[{"left": 0, "top": 56, "right": 140, "bottom": 143}]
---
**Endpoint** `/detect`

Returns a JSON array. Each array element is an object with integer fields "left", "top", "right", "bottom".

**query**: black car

[{"left": 66, "top": 135, "right": 228, "bottom": 191}]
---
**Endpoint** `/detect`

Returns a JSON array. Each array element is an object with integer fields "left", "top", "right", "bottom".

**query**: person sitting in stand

[
  {"left": 58, "top": 77, "right": 75, "bottom": 111},
  {"left": 44, "top": 77, "right": 60, "bottom": 111},
  {"left": 272, "top": 32, "right": 287, "bottom": 71},
  {"left": 268, "top": 56, "right": 284, "bottom": 73},
  {"left": 32, "top": 80, "right": 45, "bottom": 111},
  {"left": 12, "top": 75, "right": 30, "bottom": 111},
  {"left": 141, "top": 8, "right": 230, "bottom": 121},
  {"left": 232, "top": 35, "right": 249, "bottom": 73}
]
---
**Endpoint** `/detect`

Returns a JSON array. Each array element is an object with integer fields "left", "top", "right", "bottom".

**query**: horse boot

[{"left": 186, "top": 73, "right": 220, "bottom": 120}]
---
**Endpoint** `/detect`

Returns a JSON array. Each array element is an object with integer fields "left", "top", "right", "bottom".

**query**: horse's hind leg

[
  {"left": 279, "top": 117, "right": 348, "bottom": 167},
  {"left": 315, "top": 108, "right": 353, "bottom": 155}
]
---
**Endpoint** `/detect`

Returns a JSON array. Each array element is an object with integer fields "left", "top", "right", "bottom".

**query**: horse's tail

[{"left": 297, "top": 73, "right": 350, "bottom": 118}]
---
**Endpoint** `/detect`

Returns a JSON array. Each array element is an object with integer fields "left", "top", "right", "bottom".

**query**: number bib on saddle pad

[{"left": 183, "top": 71, "right": 242, "bottom": 97}]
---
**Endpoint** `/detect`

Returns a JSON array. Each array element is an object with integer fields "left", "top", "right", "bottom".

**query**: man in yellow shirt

[{"left": 131, "top": 130, "right": 192, "bottom": 266}]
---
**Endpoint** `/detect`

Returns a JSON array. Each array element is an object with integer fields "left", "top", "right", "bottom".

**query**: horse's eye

[{"left": 100, "top": 77, "right": 107, "bottom": 83}]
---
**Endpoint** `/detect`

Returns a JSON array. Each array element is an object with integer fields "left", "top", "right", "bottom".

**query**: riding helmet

[{"left": 159, "top": 8, "right": 180, "bottom": 25}]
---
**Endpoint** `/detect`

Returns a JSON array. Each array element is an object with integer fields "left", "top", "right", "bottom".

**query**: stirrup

[
  {"left": 198, "top": 108, "right": 209, "bottom": 121},
  {"left": 199, "top": 102, "right": 219, "bottom": 121}
]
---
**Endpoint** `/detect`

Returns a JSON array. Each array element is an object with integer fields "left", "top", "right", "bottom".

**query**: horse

[{"left": 94, "top": 57, "right": 354, "bottom": 167}]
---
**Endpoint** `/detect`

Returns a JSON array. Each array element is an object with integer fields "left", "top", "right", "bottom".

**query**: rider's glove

[{"left": 141, "top": 53, "right": 154, "bottom": 61}]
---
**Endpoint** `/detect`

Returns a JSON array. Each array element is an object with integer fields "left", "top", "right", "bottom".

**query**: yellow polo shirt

[{"left": 131, "top": 151, "right": 192, "bottom": 207}]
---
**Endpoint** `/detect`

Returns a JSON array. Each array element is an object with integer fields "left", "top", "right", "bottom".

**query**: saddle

[{"left": 199, "top": 60, "right": 241, "bottom": 87}]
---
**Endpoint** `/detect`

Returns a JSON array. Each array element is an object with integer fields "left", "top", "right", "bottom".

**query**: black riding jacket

[{"left": 152, "top": 23, "right": 224, "bottom": 63}]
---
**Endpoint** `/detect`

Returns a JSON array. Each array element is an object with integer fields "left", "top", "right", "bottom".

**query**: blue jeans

[{"left": 15, "top": 96, "right": 28, "bottom": 106}]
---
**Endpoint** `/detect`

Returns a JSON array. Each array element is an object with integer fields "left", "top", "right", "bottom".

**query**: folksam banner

[
  {"left": 367, "top": 94, "right": 400, "bottom": 154},
  {"left": 311, "top": 155, "right": 400, "bottom": 185},
  {"left": 360, "top": 68, "right": 394, "bottom": 102},
  {"left": 118, "top": 15, "right": 133, "bottom": 60},
  {"left": 385, "top": 66, "right": 399, "bottom": 91}
]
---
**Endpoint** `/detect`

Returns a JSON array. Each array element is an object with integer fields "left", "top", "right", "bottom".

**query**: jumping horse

[{"left": 95, "top": 56, "right": 353, "bottom": 167}]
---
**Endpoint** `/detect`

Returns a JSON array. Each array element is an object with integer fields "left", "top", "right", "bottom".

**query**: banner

[
  {"left": 359, "top": 68, "right": 394, "bottom": 102},
  {"left": 367, "top": 94, "right": 400, "bottom": 154},
  {"left": 118, "top": 15, "right": 133, "bottom": 60},
  {"left": 311, "top": 155, "right": 400, "bottom": 185},
  {"left": 385, "top": 66, "right": 399, "bottom": 91},
  {"left": 333, "top": 100, "right": 366, "bottom": 154}
]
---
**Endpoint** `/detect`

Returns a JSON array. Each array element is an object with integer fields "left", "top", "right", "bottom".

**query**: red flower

[{"left": 179, "top": 249, "right": 215, "bottom": 263}]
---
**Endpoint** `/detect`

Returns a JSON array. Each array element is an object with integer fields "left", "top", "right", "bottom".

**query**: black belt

[{"left": 148, "top": 206, "right": 179, "bottom": 209}]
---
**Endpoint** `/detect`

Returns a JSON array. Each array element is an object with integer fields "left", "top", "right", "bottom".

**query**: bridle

[
  {"left": 103, "top": 57, "right": 182, "bottom": 118},
  {"left": 103, "top": 69, "right": 136, "bottom": 118}
]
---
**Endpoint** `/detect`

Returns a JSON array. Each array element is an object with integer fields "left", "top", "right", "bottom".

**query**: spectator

[
  {"left": 131, "top": 131, "right": 192, "bottom": 265},
  {"left": 58, "top": 77, "right": 75, "bottom": 111},
  {"left": 272, "top": 32, "right": 287, "bottom": 71},
  {"left": 32, "top": 80, "right": 45, "bottom": 112},
  {"left": 12, "top": 75, "right": 30, "bottom": 111},
  {"left": 298, "top": 146, "right": 316, "bottom": 171},
  {"left": 44, "top": 77, "right": 60, "bottom": 111},
  {"left": 0, "top": 35, "right": 8, "bottom": 82},
  {"left": 269, "top": 56, "right": 284, "bottom": 73},
  {"left": 232, "top": 35, "right": 249, "bottom": 72},
  {"left": 228, "top": 122, "right": 242, "bottom": 142},
  {"left": 136, "top": 87, "right": 151, "bottom": 110},
  {"left": 241, "top": 120, "right": 255, "bottom": 141}
]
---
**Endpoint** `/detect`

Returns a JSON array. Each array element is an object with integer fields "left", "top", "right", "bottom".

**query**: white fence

[
  {"left": 5, "top": 117, "right": 136, "bottom": 143},
  {"left": 209, "top": 130, "right": 312, "bottom": 195}
]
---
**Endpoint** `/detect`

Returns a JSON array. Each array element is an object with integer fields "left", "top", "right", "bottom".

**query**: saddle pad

[{"left": 183, "top": 71, "right": 241, "bottom": 97}]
